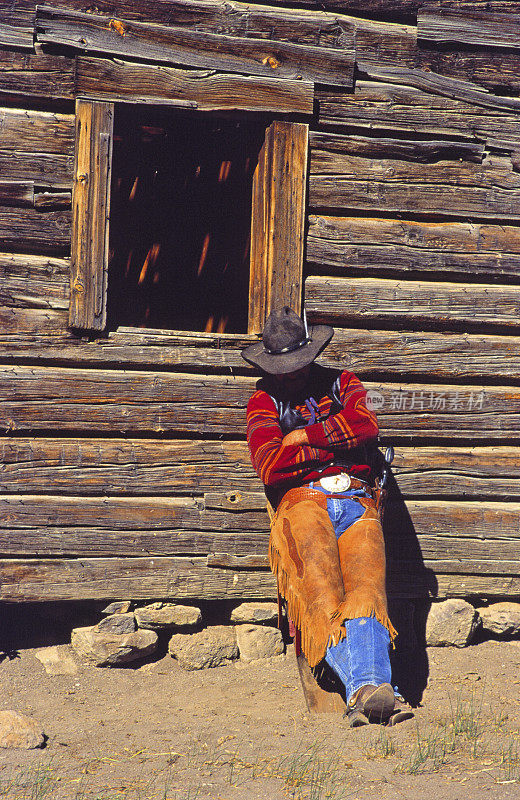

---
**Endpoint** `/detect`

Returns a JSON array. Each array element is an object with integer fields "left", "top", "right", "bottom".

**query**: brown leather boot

[{"left": 345, "top": 683, "right": 395, "bottom": 727}]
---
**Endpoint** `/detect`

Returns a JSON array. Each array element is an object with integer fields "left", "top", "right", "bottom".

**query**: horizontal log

[
  {"left": 0, "top": 150, "right": 73, "bottom": 188},
  {"left": 309, "top": 176, "right": 520, "bottom": 220},
  {"left": 306, "top": 276, "right": 520, "bottom": 330},
  {"left": 1, "top": 439, "right": 519, "bottom": 498},
  {"left": 2, "top": 325, "right": 520, "bottom": 383},
  {"left": 0, "top": 182, "right": 33, "bottom": 208},
  {"left": 326, "top": 329, "right": 520, "bottom": 382},
  {"left": 356, "top": 62, "right": 520, "bottom": 114},
  {"left": 76, "top": 56, "right": 314, "bottom": 115},
  {"left": 0, "top": 107, "right": 74, "bottom": 156},
  {"left": 418, "top": 6, "right": 520, "bottom": 50},
  {"left": 307, "top": 215, "right": 520, "bottom": 278},
  {"left": 309, "top": 131, "right": 485, "bottom": 164},
  {"left": 1, "top": 366, "right": 519, "bottom": 438},
  {"left": 0, "top": 207, "right": 71, "bottom": 253},
  {"left": 0, "top": 307, "right": 67, "bottom": 335},
  {"left": 0, "top": 14, "right": 34, "bottom": 50},
  {"left": 317, "top": 81, "right": 520, "bottom": 145},
  {"left": 0, "top": 51, "right": 75, "bottom": 101},
  {"left": 36, "top": 6, "right": 354, "bottom": 87},
  {"left": 0, "top": 556, "right": 277, "bottom": 601},
  {"left": 0, "top": 252, "right": 70, "bottom": 310},
  {"left": 0, "top": 555, "right": 518, "bottom": 602},
  {"left": 33, "top": 191, "right": 72, "bottom": 209},
  {"left": 310, "top": 150, "right": 520, "bottom": 190}
]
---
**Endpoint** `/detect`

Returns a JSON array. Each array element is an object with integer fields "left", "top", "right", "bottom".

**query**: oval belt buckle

[{"left": 320, "top": 472, "right": 351, "bottom": 493}]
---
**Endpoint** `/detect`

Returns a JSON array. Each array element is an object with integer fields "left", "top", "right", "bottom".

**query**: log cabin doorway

[{"left": 107, "top": 105, "right": 266, "bottom": 334}]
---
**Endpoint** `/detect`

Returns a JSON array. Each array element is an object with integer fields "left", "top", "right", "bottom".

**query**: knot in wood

[
  {"left": 77, "top": 172, "right": 88, "bottom": 184},
  {"left": 262, "top": 55, "right": 280, "bottom": 69},
  {"left": 109, "top": 18, "right": 127, "bottom": 36},
  {"left": 72, "top": 279, "right": 85, "bottom": 294},
  {"left": 226, "top": 491, "right": 243, "bottom": 504}
]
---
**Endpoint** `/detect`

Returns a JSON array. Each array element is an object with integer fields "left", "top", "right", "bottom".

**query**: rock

[
  {"left": 33, "top": 645, "right": 78, "bottom": 676},
  {"left": 168, "top": 626, "right": 238, "bottom": 670},
  {"left": 135, "top": 603, "right": 201, "bottom": 631},
  {"left": 425, "top": 599, "right": 479, "bottom": 647},
  {"left": 477, "top": 602, "right": 520, "bottom": 637},
  {"left": 71, "top": 625, "right": 158, "bottom": 666},
  {"left": 97, "top": 613, "right": 136, "bottom": 635},
  {"left": 0, "top": 711, "right": 45, "bottom": 749},
  {"left": 101, "top": 601, "right": 132, "bottom": 615},
  {"left": 230, "top": 602, "right": 278, "bottom": 625},
  {"left": 235, "top": 625, "right": 284, "bottom": 662}
]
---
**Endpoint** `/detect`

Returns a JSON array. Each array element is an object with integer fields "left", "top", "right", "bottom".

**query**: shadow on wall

[{"left": 381, "top": 465, "right": 437, "bottom": 707}]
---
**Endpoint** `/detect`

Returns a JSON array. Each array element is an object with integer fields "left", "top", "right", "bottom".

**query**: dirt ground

[{"left": 2, "top": 605, "right": 520, "bottom": 800}]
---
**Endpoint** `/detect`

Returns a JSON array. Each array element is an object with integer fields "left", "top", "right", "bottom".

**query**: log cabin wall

[{"left": 0, "top": 0, "right": 519, "bottom": 604}]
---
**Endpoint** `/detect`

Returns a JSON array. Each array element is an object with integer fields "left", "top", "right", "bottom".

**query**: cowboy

[{"left": 242, "top": 306, "right": 404, "bottom": 726}]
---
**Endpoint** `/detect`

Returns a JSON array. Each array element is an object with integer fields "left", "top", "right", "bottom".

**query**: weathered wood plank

[
  {"left": 0, "top": 150, "right": 73, "bottom": 188},
  {"left": 70, "top": 99, "right": 113, "bottom": 331},
  {"left": 0, "top": 252, "right": 69, "bottom": 310},
  {"left": 0, "top": 107, "right": 74, "bottom": 156},
  {"left": 0, "top": 207, "right": 71, "bottom": 253},
  {"left": 0, "top": 556, "right": 277, "bottom": 601},
  {"left": 0, "top": 51, "right": 75, "bottom": 101},
  {"left": 307, "top": 216, "right": 520, "bottom": 279},
  {"left": 309, "top": 131, "right": 485, "bottom": 164},
  {"left": 0, "top": 555, "right": 519, "bottom": 602},
  {"left": 248, "top": 121, "right": 307, "bottom": 334},
  {"left": 1, "top": 439, "right": 519, "bottom": 498},
  {"left": 317, "top": 81, "right": 520, "bottom": 146},
  {"left": 0, "top": 307, "right": 67, "bottom": 335},
  {"left": 0, "top": 182, "right": 34, "bottom": 208},
  {"left": 418, "top": 6, "right": 520, "bottom": 50},
  {"left": 310, "top": 150, "right": 520, "bottom": 190},
  {"left": 36, "top": 6, "right": 354, "bottom": 87},
  {"left": 309, "top": 175, "right": 520, "bottom": 220},
  {"left": 0, "top": 14, "right": 34, "bottom": 50},
  {"left": 2, "top": 325, "right": 520, "bottom": 382},
  {"left": 306, "top": 276, "right": 520, "bottom": 330},
  {"left": 1, "top": 366, "right": 519, "bottom": 438},
  {"left": 34, "top": 191, "right": 72, "bottom": 209},
  {"left": 76, "top": 56, "right": 313, "bottom": 114}
]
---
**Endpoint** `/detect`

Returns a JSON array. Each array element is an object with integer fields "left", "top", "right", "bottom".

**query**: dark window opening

[{"left": 107, "top": 106, "right": 265, "bottom": 334}]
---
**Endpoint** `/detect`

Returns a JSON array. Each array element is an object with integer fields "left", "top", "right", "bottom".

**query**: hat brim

[{"left": 241, "top": 324, "right": 334, "bottom": 374}]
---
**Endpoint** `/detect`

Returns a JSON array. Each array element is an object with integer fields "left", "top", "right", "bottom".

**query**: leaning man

[{"left": 242, "top": 306, "right": 406, "bottom": 726}]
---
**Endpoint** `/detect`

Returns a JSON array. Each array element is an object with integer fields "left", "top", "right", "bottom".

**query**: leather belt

[
  {"left": 314, "top": 476, "right": 372, "bottom": 493},
  {"left": 281, "top": 482, "right": 376, "bottom": 511}
]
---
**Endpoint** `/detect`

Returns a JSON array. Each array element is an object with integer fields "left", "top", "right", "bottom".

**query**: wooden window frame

[{"left": 69, "top": 98, "right": 308, "bottom": 335}]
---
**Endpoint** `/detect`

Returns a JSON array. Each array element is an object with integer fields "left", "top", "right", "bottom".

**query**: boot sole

[{"left": 361, "top": 683, "right": 395, "bottom": 721}]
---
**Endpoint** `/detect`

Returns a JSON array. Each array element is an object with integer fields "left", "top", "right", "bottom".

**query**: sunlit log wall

[{"left": 1, "top": 0, "right": 520, "bottom": 603}]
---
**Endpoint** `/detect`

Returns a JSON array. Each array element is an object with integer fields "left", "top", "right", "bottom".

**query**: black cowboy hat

[{"left": 241, "top": 306, "right": 334, "bottom": 374}]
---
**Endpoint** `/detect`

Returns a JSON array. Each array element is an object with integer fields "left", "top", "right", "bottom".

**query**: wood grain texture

[
  {"left": 309, "top": 131, "right": 485, "bottom": 164},
  {"left": 0, "top": 51, "right": 75, "bottom": 101},
  {"left": 1, "top": 439, "right": 519, "bottom": 498},
  {"left": 36, "top": 5, "right": 354, "bottom": 86},
  {"left": 418, "top": 6, "right": 520, "bottom": 50},
  {"left": 249, "top": 121, "right": 308, "bottom": 334},
  {"left": 1, "top": 366, "right": 519, "bottom": 438},
  {"left": 76, "top": 56, "right": 313, "bottom": 114},
  {"left": 0, "top": 182, "right": 34, "bottom": 208},
  {"left": 0, "top": 252, "right": 70, "bottom": 310},
  {"left": 0, "top": 555, "right": 519, "bottom": 601},
  {"left": 0, "top": 207, "right": 71, "bottom": 253},
  {"left": 0, "top": 150, "right": 73, "bottom": 188},
  {"left": 2, "top": 325, "right": 520, "bottom": 382},
  {"left": 70, "top": 99, "right": 114, "bottom": 331},
  {"left": 317, "top": 81, "right": 520, "bottom": 146},
  {"left": 306, "top": 215, "right": 520, "bottom": 278},
  {"left": 0, "top": 107, "right": 74, "bottom": 155},
  {"left": 0, "top": 11, "right": 34, "bottom": 49},
  {"left": 306, "top": 276, "right": 520, "bottom": 330},
  {"left": 0, "top": 307, "right": 67, "bottom": 334}
]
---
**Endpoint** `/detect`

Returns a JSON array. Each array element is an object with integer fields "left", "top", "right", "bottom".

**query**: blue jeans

[
  {"left": 310, "top": 487, "right": 392, "bottom": 702},
  {"left": 325, "top": 617, "right": 392, "bottom": 703}
]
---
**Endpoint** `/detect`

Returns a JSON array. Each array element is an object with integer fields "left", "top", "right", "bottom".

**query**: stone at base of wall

[
  {"left": 477, "top": 602, "right": 520, "bottom": 637},
  {"left": 0, "top": 711, "right": 45, "bottom": 750},
  {"left": 168, "top": 625, "right": 239, "bottom": 670},
  {"left": 425, "top": 599, "right": 479, "bottom": 647},
  {"left": 235, "top": 624, "right": 284, "bottom": 661}
]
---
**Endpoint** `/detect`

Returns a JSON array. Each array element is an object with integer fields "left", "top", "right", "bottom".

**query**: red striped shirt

[{"left": 246, "top": 367, "right": 379, "bottom": 490}]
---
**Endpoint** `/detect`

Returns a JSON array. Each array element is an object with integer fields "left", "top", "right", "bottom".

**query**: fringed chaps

[{"left": 269, "top": 488, "right": 396, "bottom": 668}]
